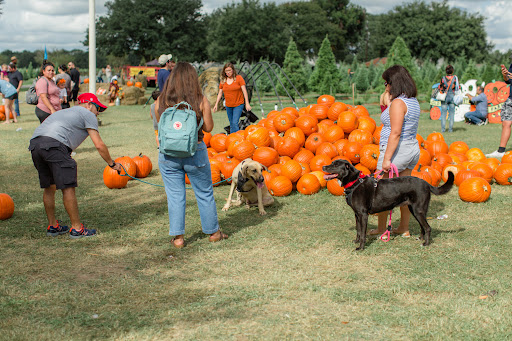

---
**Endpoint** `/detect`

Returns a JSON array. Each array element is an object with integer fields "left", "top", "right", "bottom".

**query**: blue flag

[{"left": 44, "top": 46, "right": 47, "bottom": 60}]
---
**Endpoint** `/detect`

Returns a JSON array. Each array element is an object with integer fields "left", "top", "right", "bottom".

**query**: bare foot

[
  {"left": 368, "top": 229, "right": 386, "bottom": 236},
  {"left": 171, "top": 235, "right": 185, "bottom": 248}
]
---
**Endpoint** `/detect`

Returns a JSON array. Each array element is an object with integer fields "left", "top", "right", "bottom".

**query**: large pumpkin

[
  {"left": 494, "top": 163, "right": 512, "bottom": 185},
  {"left": 134, "top": 81, "right": 143, "bottom": 88},
  {"left": 426, "top": 140, "right": 449, "bottom": 157},
  {"left": 458, "top": 177, "right": 491, "bottom": 203},
  {"left": 0, "top": 193, "right": 15, "bottom": 220},
  {"left": 276, "top": 136, "right": 301, "bottom": 158},
  {"left": 348, "top": 129, "right": 373, "bottom": 146},
  {"left": 309, "top": 104, "right": 329, "bottom": 120},
  {"left": 317, "top": 95, "right": 335, "bottom": 107},
  {"left": 252, "top": 147, "right": 279, "bottom": 168},
  {"left": 221, "top": 159, "right": 240, "bottom": 181},
  {"left": 359, "top": 144, "right": 380, "bottom": 171},
  {"left": 295, "top": 115, "right": 318, "bottom": 136},
  {"left": 454, "top": 169, "right": 481, "bottom": 186},
  {"left": 293, "top": 149, "right": 315, "bottom": 164},
  {"left": 502, "top": 151, "right": 512, "bottom": 164},
  {"left": 247, "top": 127, "right": 270, "bottom": 147},
  {"left": 467, "top": 162, "right": 493, "bottom": 183},
  {"left": 465, "top": 148, "right": 486, "bottom": 162},
  {"left": 284, "top": 127, "right": 306, "bottom": 146},
  {"left": 305, "top": 133, "right": 326, "bottom": 154},
  {"left": 273, "top": 112, "right": 295, "bottom": 132},
  {"left": 323, "top": 125, "right": 344, "bottom": 143},
  {"left": 337, "top": 111, "right": 358, "bottom": 133},
  {"left": 327, "top": 102, "right": 348, "bottom": 121},
  {"left": 309, "top": 154, "right": 332, "bottom": 173},
  {"left": 343, "top": 141, "right": 363, "bottom": 164},
  {"left": 210, "top": 134, "right": 228, "bottom": 153},
  {"left": 449, "top": 141, "right": 469, "bottom": 155},
  {"left": 132, "top": 153, "right": 153, "bottom": 178},
  {"left": 315, "top": 142, "right": 338, "bottom": 159},
  {"left": 326, "top": 179, "right": 344, "bottom": 196},
  {"left": 296, "top": 173, "right": 321, "bottom": 195},
  {"left": 269, "top": 176, "right": 293, "bottom": 196},
  {"left": 103, "top": 166, "right": 129, "bottom": 189},
  {"left": 281, "top": 160, "right": 303, "bottom": 183},
  {"left": 210, "top": 164, "right": 222, "bottom": 187},
  {"left": 232, "top": 140, "right": 255, "bottom": 161},
  {"left": 281, "top": 107, "right": 299, "bottom": 118},
  {"left": 115, "top": 156, "right": 137, "bottom": 179}
]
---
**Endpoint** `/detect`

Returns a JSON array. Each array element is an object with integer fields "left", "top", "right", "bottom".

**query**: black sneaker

[
  {"left": 46, "top": 220, "right": 70, "bottom": 237},
  {"left": 69, "top": 224, "right": 97, "bottom": 239}
]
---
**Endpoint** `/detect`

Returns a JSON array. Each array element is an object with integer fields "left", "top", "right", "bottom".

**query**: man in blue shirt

[
  {"left": 465, "top": 86, "right": 488, "bottom": 125},
  {"left": 157, "top": 53, "right": 173, "bottom": 89},
  {"left": 486, "top": 57, "right": 512, "bottom": 158}
]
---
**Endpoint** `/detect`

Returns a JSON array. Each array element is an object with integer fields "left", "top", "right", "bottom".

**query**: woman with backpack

[
  {"left": 437, "top": 65, "right": 459, "bottom": 133},
  {"left": 35, "top": 62, "right": 62, "bottom": 123},
  {"left": 212, "top": 62, "right": 252, "bottom": 133},
  {"left": 155, "top": 62, "right": 228, "bottom": 248}
]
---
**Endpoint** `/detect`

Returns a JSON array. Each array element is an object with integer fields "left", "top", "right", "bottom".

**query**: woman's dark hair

[
  {"left": 382, "top": 65, "right": 417, "bottom": 99},
  {"left": 39, "top": 61, "right": 55, "bottom": 77},
  {"left": 59, "top": 64, "right": 68, "bottom": 72},
  {"left": 158, "top": 62, "right": 203, "bottom": 118},
  {"left": 446, "top": 65, "right": 454, "bottom": 75}
]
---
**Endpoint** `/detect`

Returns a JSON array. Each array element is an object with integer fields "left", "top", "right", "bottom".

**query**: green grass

[{"left": 1, "top": 94, "right": 511, "bottom": 340}]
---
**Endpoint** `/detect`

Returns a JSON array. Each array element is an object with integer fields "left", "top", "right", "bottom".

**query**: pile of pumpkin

[
  {"left": 103, "top": 154, "right": 153, "bottom": 189},
  {"left": 199, "top": 94, "right": 512, "bottom": 203},
  {"left": 126, "top": 81, "right": 144, "bottom": 88},
  {"left": 0, "top": 105, "right": 15, "bottom": 121}
]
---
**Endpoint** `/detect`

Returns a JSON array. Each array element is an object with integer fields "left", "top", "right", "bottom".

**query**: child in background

[
  {"left": 150, "top": 90, "right": 161, "bottom": 148},
  {"left": 57, "top": 79, "right": 70, "bottom": 109},
  {"left": 1, "top": 64, "right": 8, "bottom": 81}
]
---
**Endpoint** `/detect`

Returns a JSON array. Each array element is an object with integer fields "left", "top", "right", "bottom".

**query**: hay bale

[
  {"left": 138, "top": 97, "right": 147, "bottom": 105},
  {"left": 199, "top": 67, "right": 223, "bottom": 109},
  {"left": 122, "top": 86, "right": 145, "bottom": 105}
]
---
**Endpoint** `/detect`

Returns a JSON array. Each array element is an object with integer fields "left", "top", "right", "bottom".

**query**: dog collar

[{"left": 344, "top": 172, "right": 367, "bottom": 189}]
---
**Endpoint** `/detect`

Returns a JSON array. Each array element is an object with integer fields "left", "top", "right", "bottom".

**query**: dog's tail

[{"left": 429, "top": 171, "right": 454, "bottom": 196}]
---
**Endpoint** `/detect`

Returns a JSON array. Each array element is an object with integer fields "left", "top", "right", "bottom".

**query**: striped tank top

[{"left": 379, "top": 95, "right": 420, "bottom": 147}]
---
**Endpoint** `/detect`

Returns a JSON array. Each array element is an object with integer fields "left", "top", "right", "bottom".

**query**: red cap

[{"left": 77, "top": 93, "right": 107, "bottom": 112}]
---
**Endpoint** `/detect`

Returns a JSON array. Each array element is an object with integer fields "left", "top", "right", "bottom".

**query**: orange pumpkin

[
  {"left": 233, "top": 140, "right": 255, "bottom": 161},
  {"left": 323, "top": 125, "right": 344, "bottom": 143},
  {"left": 0, "top": 193, "right": 15, "bottom": 220},
  {"left": 281, "top": 107, "right": 299, "bottom": 118},
  {"left": 309, "top": 154, "right": 332, "bottom": 173},
  {"left": 432, "top": 153, "right": 453, "bottom": 169},
  {"left": 295, "top": 115, "right": 318, "bottom": 136},
  {"left": 298, "top": 162, "right": 311, "bottom": 177},
  {"left": 326, "top": 179, "right": 344, "bottom": 196},
  {"left": 337, "top": 111, "right": 358, "bottom": 133},
  {"left": 221, "top": 159, "right": 240, "bottom": 181},
  {"left": 502, "top": 151, "right": 512, "bottom": 164},
  {"left": 134, "top": 81, "right": 143, "bottom": 88},
  {"left": 115, "top": 156, "right": 137, "bottom": 179},
  {"left": 296, "top": 173, "right": 321, "bottom": 195},
  {"left": 247, "top": 127, "right": 271, "bottom": 147},
  {"left": 465, "top": 148, "right": 486, "bottom": 162},
  {"left": 482, "top": 157, "right": 500, "bottom": 173},
  {"left": 454, "top": 169, "right": 481, "bottom": 186},
  {"left": 269, "top": 176, "right": 293, "bottom": 196},
  {"left": 293, "top": 149, "right": 315, "bottom": 164},
  {"left": 354, "top": 164, "right": 371, "bottom": 176},
  {"left": 262, "top": 170, "right": 277, "bottom": 188},
  {"left": 309, "top": 104, "right": 329, "bottom": 120},
  {"left": 210, "top": 134, "right": 228, "bottom": 153},
  {"left": 458, "top": 177, "right": 491, "bottom": 202},
  {"left": 253, "top": 147, "right": 279, "bottom": 168},
  {"left": 416, "top": 134, "right": 425, "bottom": 148},
  {"left": 278, "top": 156, "right": 292, "bottom": 165},
  {"left": 494, "top": 163, "right": 512, "bottom": 185},
  {"left": 315, "top": 142, "right": 338, "bottom": 158},
  {"left": 316, "top": 119, "right": 334, "bottom": 135},
  {"left": 411, "top": 166, "right": 433, "bottom": 185},
  {"left": 84, "top": 78, "right": 90, "bottom": 84},
  {"left": 333, "top": 139, "right": 348, "bottom": 157},
  {"left": 132, "top": 153, "right": 153, "bottom": 178},
  {"left": 359, "top": 144, "right": 380, "bottom": 171},
  {"left": 280, "top": 160, "right": 302, "bottom": 183},
  {"left": 449, "top": 152, "right": 468, "bottom": 164},
  {"left": 343, "top": 141, "right": 363, "bottom": 164},
  {"left": 268, "top": 164, "right": 283, "bottom": 176},
  {"left": 276, "top": 136, "right": 301, "bottom": 158},
  {"left": 442, "top": 164, "right": 462, "bottom": 183},
  {"left": 427, "top": 132, "right": 445, "bottom": 142},
  {"left": 449, "top": 141, "right": 469, "bottom": 155},
  {"left": 496, "top": 82, "right": 510, "bottom": 104},
  {"left": 327, "top": 102, "right": 348, "bottom": 121},
  {"left": 309, "top": 170, "right": 328, "bottom": 187},
  {"left": 213, "top": 152, "right": 230, "bottom": 164},
  {"left": 304, "top": 133, "right": 326, "bottom": 154},
  {"left": 467, "top": 162, "right": 493, "bottom": 183},
  {"left": 317, "top": 94, "right": 335, "bottom": 107},
  {"left": 203, "top": 131, "right": 212, "bottom": 147},
  {"left": 284, "top": 127, "right": 306, "bottom": 146},
  {"left": 351, "top": 105, "right": 370, "bottom": 117},
  {"left": 103, "top": 166, "right": 129, "bottom": 189},
  {"left": 417, "top": 148, "right": 432, "bottom": 167},
  {"left": 357, "top": 117, "right": 376, "bottom": 134},
  {"left": 373, "top": 125, "right": 383, "bottom": 145},
  {"left": 348, "top": 129, "right": 373, "bottom": 146},
  {"left": 426, "top": 140, "right": 449, "bottom": 157},
  {"left": 210, "top": 164, "right": 222, "bottom": 186},
  {"left": 273, "top": 112, "right": 295, "bottom": 132},
  {"left": 423, "top": 166, "right": 442, "bottom": 186},
  {"left": 126, "top": 80, "right": 133, "bottom": 86}
]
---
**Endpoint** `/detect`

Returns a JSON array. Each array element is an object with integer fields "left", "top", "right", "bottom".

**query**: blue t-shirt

[
  {"left": 157, "top": 68, "right": 170, "bottom": 89},
  {"left": 0, "top": 79, "right": 17, "bottom": 97},
  {"left": 470, "top": 93, "right": 488, "bottom": 115},
  {"left": 31, "top": 106, "right": 99, "bottom": 150}
]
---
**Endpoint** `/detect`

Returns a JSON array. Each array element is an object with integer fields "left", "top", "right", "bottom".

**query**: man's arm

[{"left": 87, "top": 128, "right": 122, "bottom": 171}]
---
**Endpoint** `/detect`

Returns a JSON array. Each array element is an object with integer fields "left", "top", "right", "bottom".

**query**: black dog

[{"left": 323, "top": 160, "right": 454, "bottom": 250}]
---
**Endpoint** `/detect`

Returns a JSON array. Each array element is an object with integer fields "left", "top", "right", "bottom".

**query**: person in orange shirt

[{"left": 213, "top": 63, "right": 251, "bottom": 133}]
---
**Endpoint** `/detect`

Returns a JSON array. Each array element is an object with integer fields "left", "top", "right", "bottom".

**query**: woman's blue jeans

[
  {"left": 441, "top": 94, "right": 455, "bottom": 132},
  {"left": 158, "top": 142, "right": 219, "bottom": 236},
  {"left": 226, "top": 104, "right": 244, "bottom": 133}
]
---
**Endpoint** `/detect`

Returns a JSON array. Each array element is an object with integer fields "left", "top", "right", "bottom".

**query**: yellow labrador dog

[{"left": 222, "top": 158, "right": 274, "bottom": 215}]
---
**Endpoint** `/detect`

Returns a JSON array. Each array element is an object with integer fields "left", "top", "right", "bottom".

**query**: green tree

[
  {"left": 480, "top": 63, "right": 500, "bottom": 84},
  {"left": 366, "top": 1, "right": 491, "bottom": 63},
  {"left": 308, "top": 35, "right": 340, "bottom": 95},
  {"left": 354, "top": 65, "right": 369, "bottom": 92},
  {"left": 92, "top": 0, "right": 207, "bottom": 62},
  {"left": 385, "top": 36, "right": 416, "bottom": 77},
  {"left": 27, "top": 62, "right": 34, "bottom": 78},
  {"left": 281, "top": 38, "right": 308, "bottom": 94},
  {"left": 207, "top": 0, "right": 288, "bottom": 63},
  {"left": 462, "top": 60, "right": 479, "bottom": 83}
]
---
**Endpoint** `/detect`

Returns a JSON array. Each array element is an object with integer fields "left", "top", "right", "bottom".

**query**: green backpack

[{"left": 158, "top": 101, "right": 203, "bottom": 158}]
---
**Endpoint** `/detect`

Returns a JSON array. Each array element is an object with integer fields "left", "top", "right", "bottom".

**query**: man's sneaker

[
  {"left": 477, "top": 120, "right": 485, "bottom": 126},
  {"left": 69, "top": 224, "right": 97, "bottom": 239},
  {"left": 486, "top": 150, "right": 505, "bottom": 158},
  {"left": 484, "top": 118, "right": 489, "bottom": 125},
  {"left": 46, "top": 221, "right": 70, "bottom": 237}
]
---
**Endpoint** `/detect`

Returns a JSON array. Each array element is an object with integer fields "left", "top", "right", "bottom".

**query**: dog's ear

[
  {"left": 260, "top": 163, "right": 268, "bottom": 172},
  {"left": 241, "top": 162, "right": 250, "bottom": 177}
]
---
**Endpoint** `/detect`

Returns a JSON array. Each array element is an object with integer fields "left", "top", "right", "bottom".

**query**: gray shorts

[
  {"left": 501, "top": 98, "right": 512, "bottom": 121},
  {"left": 377, "top": 139, "right": 420, "bottom": 173}
]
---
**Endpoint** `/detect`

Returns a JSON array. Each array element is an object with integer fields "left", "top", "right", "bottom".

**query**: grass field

[{"left": 1, "top": 93, "right": 512, "bottom": 340}]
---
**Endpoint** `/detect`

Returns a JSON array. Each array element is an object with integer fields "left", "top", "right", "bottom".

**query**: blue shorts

[{"left": 377, "top": 139, "right": 420, "bottom": 173}]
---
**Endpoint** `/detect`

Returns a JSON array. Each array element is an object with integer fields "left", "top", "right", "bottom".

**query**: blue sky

[{"left": 0, "top": 0, "right": 510, "bottom": 53}]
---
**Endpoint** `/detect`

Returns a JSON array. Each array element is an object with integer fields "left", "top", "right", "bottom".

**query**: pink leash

[{"left": 375, "top": 164, "right": 399, "bottom": 242}]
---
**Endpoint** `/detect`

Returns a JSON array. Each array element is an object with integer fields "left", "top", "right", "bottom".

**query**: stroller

[{"left": 224, "top": 108, "right": 259, "bottom": 134}]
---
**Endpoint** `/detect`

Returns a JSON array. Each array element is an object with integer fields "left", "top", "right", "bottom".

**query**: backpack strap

[{"left": 174, "top": 101, "right": 203, "bottom": 131}]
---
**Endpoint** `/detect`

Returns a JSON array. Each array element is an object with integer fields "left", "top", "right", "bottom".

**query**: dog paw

[
  {"left": 222, "top": 205, "right": 230, "bottom": 211},
  {"left": 259, "top": 210, "right": 267, "bottom": 215},
  {"left": 355, "top": 246, "right": 365, "bottom": 251}
]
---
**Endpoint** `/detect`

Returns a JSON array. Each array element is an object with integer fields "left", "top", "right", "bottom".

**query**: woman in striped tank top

[{"left": 369, "top": 65, "right": 421, "bottom": 238}]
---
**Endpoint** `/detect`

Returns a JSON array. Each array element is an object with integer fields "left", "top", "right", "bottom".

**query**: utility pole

[{"left": 89, "top": 0, "right": 96, "bottom": 94}]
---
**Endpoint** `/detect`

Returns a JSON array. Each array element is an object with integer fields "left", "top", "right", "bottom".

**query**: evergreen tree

[
  {"left": 308, "top": 35, "right": 340, "bottom": 95},
  {"left": 354, "top": 65, "right": 369, "bottom": 92},
  {"left": 281, "top": 38, "right": 308, "bottom": 94},
  {"left": 480, "top": 63, "right": 500, "bottom": 84},
  {"left": 385, "top": 36, "right": 416, "bottom": 77},
  {"left": 27, "top": 62, "right": 34, "bottom": 78},
  {"left": 337, "top": 63, "right": 351, "bottom": 93},
  {"left": 462, "top": 60, "right": 479, "bottom": 83},
  {"left": 367, "top": 63, "right": 376, "bottom": 89}
]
